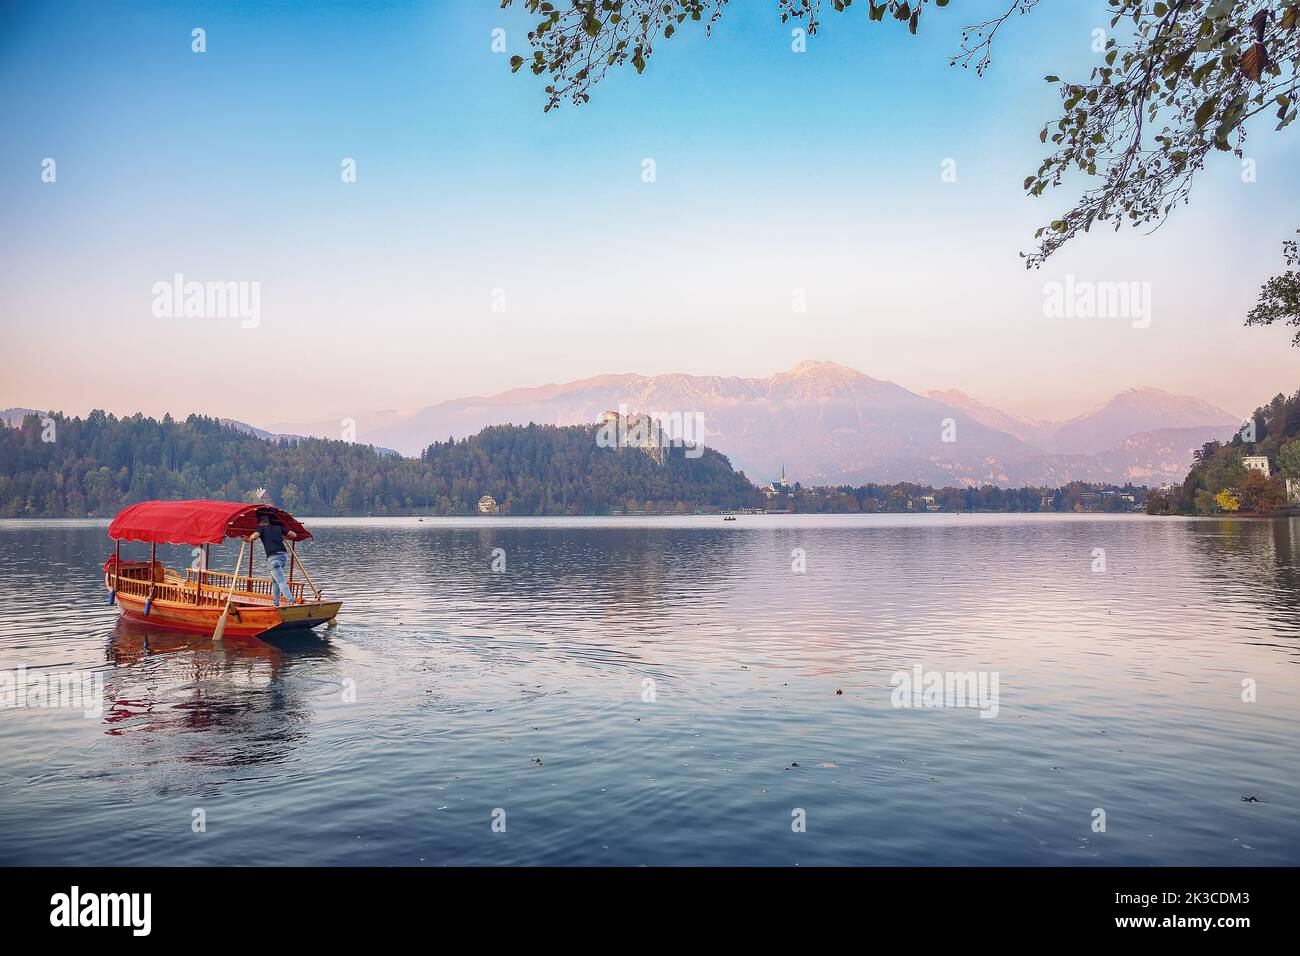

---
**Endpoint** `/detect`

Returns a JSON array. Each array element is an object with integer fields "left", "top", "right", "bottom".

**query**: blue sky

[{"left": 1, "top": 0, "right": 1296, "bottom": 425}]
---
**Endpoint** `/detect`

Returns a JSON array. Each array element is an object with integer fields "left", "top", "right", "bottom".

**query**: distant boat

[{"left": 103, "top": 500, "right": 341, "bottom": 639}]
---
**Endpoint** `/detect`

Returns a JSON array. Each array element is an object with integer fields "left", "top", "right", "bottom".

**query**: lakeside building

[
  {"left": 1242, "top": 455, "right": 1271, "bottom": 477},
  {"left": 770, "top": 465, "right": 792, "bottom": 494},
  {"left": 477, "top": 495, "right": 499, "bottom": 515},
  {"left": 760, "top": 464, "right": 794, "bottom": 500}
]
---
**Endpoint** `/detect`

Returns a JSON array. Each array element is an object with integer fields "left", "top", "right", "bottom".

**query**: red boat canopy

[{"left": 107, "top": 500, "right": 312, "bottom": 546}]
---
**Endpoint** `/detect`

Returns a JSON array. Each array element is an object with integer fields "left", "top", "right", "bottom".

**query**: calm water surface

[{"left": 1, "top": 514, "right": 1297, "bottom": 866}]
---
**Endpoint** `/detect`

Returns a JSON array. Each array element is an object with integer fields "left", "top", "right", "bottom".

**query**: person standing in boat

[{"left": 247, "top": 510, "right": 299, "bottom": 606}]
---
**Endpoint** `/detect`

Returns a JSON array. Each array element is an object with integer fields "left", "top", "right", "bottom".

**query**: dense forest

[
  {"left": 418, "top": 424, "right": 760, "bottom": 514},
  {"left": 1146, "top": 389, "right": 1300, "bottom": 516},
  {"left": 8, "top": 404, "right": 1292, "bottom": 519},
  {"left": 0, "top": 411, "right": 760, "bottom": 516}
]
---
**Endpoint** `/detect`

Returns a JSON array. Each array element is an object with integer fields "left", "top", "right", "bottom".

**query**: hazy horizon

[
  {"left": 0, "top": 355, "right": 1270, "bottom": 432},
  {"left": 3, "top": 0, "right": 1296, "bottom": 427}
]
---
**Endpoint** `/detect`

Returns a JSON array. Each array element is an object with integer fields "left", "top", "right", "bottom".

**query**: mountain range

[{"left": 258, "top": 361, "right": 1242, "bottom": 488}]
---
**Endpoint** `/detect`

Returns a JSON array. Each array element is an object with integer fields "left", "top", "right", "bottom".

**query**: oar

[{"left": 212, "top": 540, "right": 248, "bottom": 643}]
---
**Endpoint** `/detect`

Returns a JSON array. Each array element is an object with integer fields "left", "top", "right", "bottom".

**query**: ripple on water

[{"left": 0, "top": 514, "right": 1297, "bottom": 865}]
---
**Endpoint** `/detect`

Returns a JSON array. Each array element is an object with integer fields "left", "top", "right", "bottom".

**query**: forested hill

[
  {"left": 419, "top": 424, "right": 760, "bottom": 515},
  {"left": 0, "top": 411, "right": 761, "bottom": 517},
  {"left": 1146, "top": 388, "right": 1300, "bottom": 515}
]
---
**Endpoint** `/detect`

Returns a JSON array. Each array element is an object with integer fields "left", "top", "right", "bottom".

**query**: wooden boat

[{"left": 104, "top": 500, "right": 342, "bottom": 639}]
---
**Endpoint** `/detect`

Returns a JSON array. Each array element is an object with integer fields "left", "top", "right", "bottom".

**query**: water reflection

[
  {"left": 99, "top": 617, "right": 338, "bottom": 769},
  {"left": 1184, "top": 517, "right": 1300, "bottom": 631},
  {"left": 0, "top": 515, "right": 1297, "bottom": 866}
]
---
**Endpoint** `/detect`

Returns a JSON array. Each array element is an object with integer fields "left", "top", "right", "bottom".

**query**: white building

[
  {"left": 770, "top": 464, "right": 791, "bottom": 494},
  {"left": 1242, "top": 455, "right": 1271, "bottom": 477}
]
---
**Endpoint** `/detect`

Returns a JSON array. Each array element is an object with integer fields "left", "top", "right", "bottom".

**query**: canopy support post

[
  {"left": 109, "top": 540, "right": 120, "bottom": 605},
  {"left": 145, "top": 542, "right": 157, "bottom": 617},
  {"left": 199, "top": 544, "right": 209, "bottom": 605}
]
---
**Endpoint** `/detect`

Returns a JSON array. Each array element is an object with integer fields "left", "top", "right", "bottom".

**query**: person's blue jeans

[{"left": 267, "top": 551, "right": 291, "bottom": 605}]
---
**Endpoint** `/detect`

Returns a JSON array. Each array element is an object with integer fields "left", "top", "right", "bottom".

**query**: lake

[{"left": 0, "top": 514, "right": 1297, "bottom": 866}]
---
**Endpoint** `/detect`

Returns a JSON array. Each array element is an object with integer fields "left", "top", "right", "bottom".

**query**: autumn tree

[
  {"left": 1214, "top": 486, "right": 1242, "bottom": 511},
  {"left": 1237, "top": 468, "right": 1286, "bottom": 509},
  {"left": 1280, "top": 436, "right": 1300, "bottom": 476}
]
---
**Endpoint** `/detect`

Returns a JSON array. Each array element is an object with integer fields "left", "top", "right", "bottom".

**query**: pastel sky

[{"left": 1, "top": 0, "right": 1296, "bottom": 427}]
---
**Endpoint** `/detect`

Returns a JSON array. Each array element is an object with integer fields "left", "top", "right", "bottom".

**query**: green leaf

[{"left": 1194, "top": 95, "right": 1220, "bottom": 130}]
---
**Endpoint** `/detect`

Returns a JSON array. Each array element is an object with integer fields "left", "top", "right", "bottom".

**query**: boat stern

[{"left": 266, "top": 600, "right": 343, "bottom": 634}]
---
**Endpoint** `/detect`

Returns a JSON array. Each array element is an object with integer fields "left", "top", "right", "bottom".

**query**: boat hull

[{"left": 113, "top": 591, "right": 341, "bottom": 639}]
